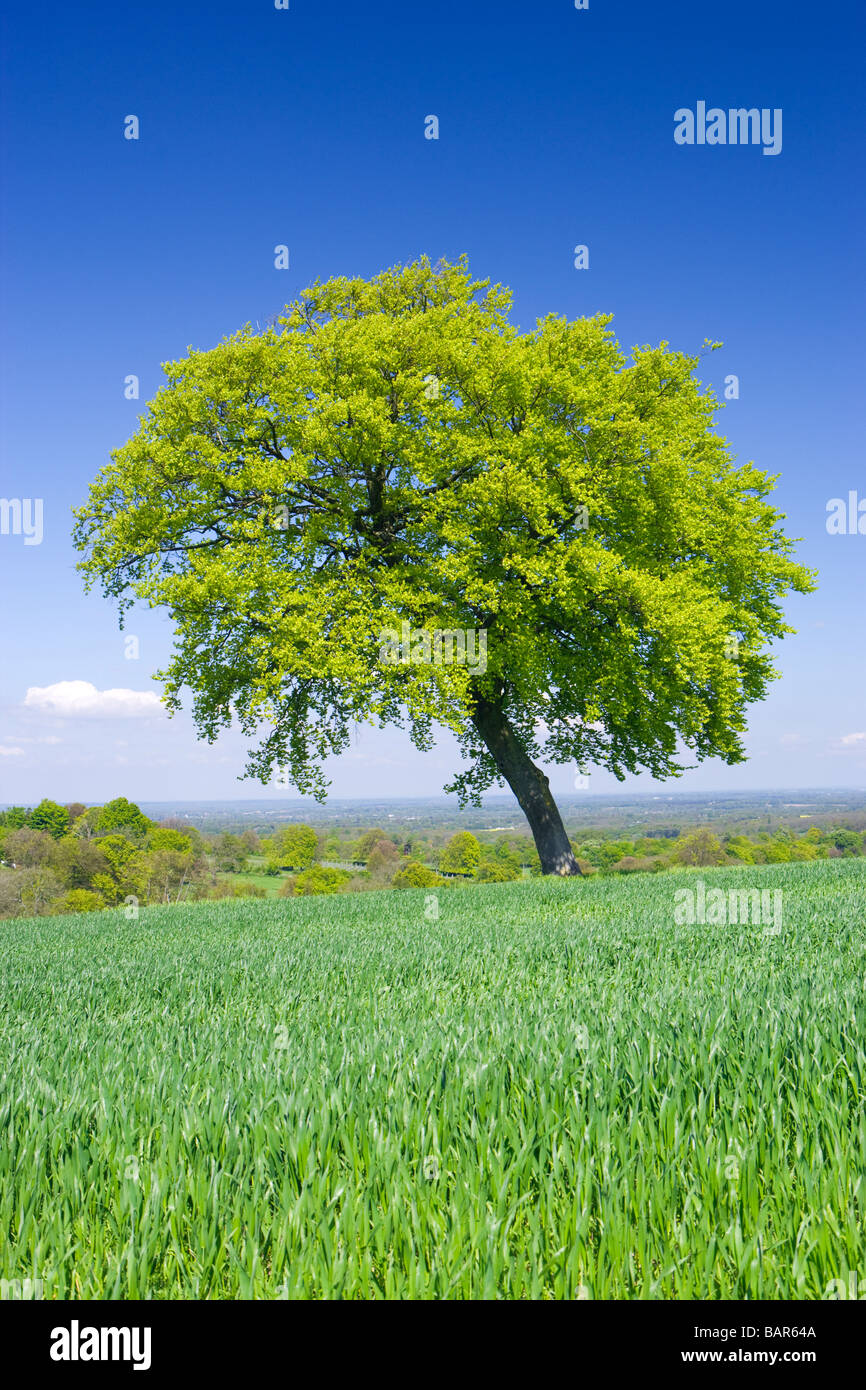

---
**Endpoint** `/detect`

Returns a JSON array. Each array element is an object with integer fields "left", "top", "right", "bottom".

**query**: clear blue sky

[{"left": 1, "top": 0, "right": 863, "bottom": 804}]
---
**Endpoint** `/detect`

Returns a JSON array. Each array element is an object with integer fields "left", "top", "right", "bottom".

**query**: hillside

[{"left": 1, "top": 860, "right": 864, "bottom": 1298}]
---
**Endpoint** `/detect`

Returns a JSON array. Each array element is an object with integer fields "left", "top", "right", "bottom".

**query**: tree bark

[{"left": 471, "top": 696, "right": 582, "bottom": 876}]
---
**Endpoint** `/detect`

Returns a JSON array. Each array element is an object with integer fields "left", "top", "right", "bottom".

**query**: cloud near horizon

[{"left": 23, "top": 681, "right": 165, "bottom": 719}]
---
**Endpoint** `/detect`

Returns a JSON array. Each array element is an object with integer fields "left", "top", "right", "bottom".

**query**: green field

[
  {"left": 1, "top": 860, "right": 864, "bottom": 1299},
  {"left": 216, "top": 869, "right": 289, "bottom": 898}
]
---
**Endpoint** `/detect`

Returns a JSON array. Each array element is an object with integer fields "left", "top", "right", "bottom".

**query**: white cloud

[
  {"left": 828, "top": 732, "right": 866, "bottom": 756},
  {"left": 23, "top": 680, "right": 164, "bottom": 719},
  {"left": 0, "top": 745, "right": 25, "bottom": 757},
  {"left": 4, "top": 735, "right": 62, "bottom": 746}
]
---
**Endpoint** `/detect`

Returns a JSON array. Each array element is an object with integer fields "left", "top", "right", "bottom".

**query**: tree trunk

[{"left": 471, "top": 696, "right": 582, "bottom": 876}]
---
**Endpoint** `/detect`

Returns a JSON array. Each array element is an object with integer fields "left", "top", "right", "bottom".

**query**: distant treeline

[{"left": 1, "top": 798, "right": 864, "bottom": 919}]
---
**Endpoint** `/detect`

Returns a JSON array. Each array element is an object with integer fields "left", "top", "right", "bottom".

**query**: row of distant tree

[
  {"left": 0, "top": 799, "right": 211, "bottom": 918},
  {"left": 1, "top": 801, "right": 863, "bottom": 918}
]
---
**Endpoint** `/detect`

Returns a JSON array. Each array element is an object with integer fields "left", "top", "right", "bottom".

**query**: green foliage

[
  {"left": 2, "top": 827, "right": 57, "bottom": 868},
  {"left": 392, "top": 860, "right": 444, "bottom": 889},
  {"left": 0, "top": 866, "right": 63, "bottom": 917},
  {"left": 75, "top": 256, "right": 814, "bottom": 817},
  {"left": 762, "top": 838, "right": 794, "bottom": 864},
  {"left": 726, "top": 835, "right": 757, "bottom": 865},
  {"left": 607, "top": 855, "right": 662, "bottom": 874},
  {"left": 90, "top": 834, "right": 143, "bottom": 906},
  {"left": 475, "top": 860, "right": 520, "bottom": 882},
  {"left": 141, "top": 849, "right": 201, "bottom": 904},
  {"left": 439, "top": 831, "right": 481, "bottom": 875},
  {"left": 366, "top": 839, "right": 402, "bottom": 879},
  {"left": 596, "top": 843, "right": 624, "bottom": 868},
  {"left": 95, "top": 798, "right": 153, "bottom": 839},
  {"left": 148, "top": 827, "right": 193, "bottom": 853},
  {"left": 491, "top": 838, "right": 522, "bottom": 872},
  {"left": 832, "top": 829, "right": 862, "bottom": 857},
  {"left": 208, "top": 878, "right": 267, "bottom": 900},
  {"left": 50, "top": 888, "right": 105, "bottom": 914},
  {"left": 266, "top": 823, "right": 318, "bottom": 871},
  {"left": 675, "top": 828, "right": 726, "bottom": 867},
  {"left": 28, "top": 799, "right": 70, "bottom": 840},
  {"left": 71, "top": 807, "right": 103, "bottom": 840},
  {"left": 355, "top": 828, "right": 389, "bottom": 863},
  {"left": 211, "top": 831, "right": 247, "bottom": 871},
  {"left": 290, "top": 865, "right": 348, "bottom": 896}
]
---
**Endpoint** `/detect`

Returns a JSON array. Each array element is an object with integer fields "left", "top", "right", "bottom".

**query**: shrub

[
  {"left": 440, "top": 832, "right": 481, "bottom": 875},
  {"left": 50, "top": 888, "right": 105, "bottom": 914},
  {"left": 606, "top": 855, "right": 660, "bottom": 874},
  {"left": 205, "top": 879, "right": 266, "bottom": 900},
  {"left": 392, "top": 860, "right": 444, "bottom": 889},
  {"left": 292, "top": 866, "right": 349, "bottom": 896},
  {"left": 475, "top": 862, "right": 520, "bottom": 883}
]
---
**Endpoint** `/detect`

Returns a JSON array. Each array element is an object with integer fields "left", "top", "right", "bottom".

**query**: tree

[
  {"left": 725, "top": 835, "right": 756, "bottom": 865},
  {"left": 266, "top": 823, "right": 318, "bottom": 870},
  {"left": 95, "top": 798, "right": 153, "bottom": 840},
  {"left": 148, "top": 827, "right": 193, "bottom": 854},
  {"left": 392, "top": 860, "right": 444, "bottom": 889},
  {"left": 22, "top": 869, "right": 66, "bottom": 915},
  {"left": 74, "top": 257, "right": 814, "bottom": 875},
  {"left": 355, "top": 828, "right": 389, "bottom": 862},
  {"left": 3, "top": 828, "right": 59, "bottom": 869},
  {"left": 493, "top": 838, "right": 522, "bottom": 872},
  {"left": 675, "top": 828, "right": 726, "bottom": 867},
  {"left": 141, "top": 848, "right": 200, "bottom": 903},
  {"left": 366, "top": 838, "right": 402, "bottom": 879},
  {"left": 831, "top": 828, "right": 862, "bottom": 857},
  {"left": 29, "top": 800, "right": 70, "bottom": 839},
  {"left": 54, "top": 836, "right": 110, "bottom": 889},
  {"left": 90, "top": 834, "right": 143, "bottom": 905},
  {"left": 71, "top": 807, "right": 102, "bottom": 840},
  {"left": 440, "top": 831, "right": 481, "bottom": 875},
  {"left": 212, "top": 831, "right": 247, "bottom": 871}
]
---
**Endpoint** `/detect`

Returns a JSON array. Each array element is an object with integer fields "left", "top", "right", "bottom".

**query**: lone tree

[{"left": 74, "top": 257, "right": 814, "bottom": 875}]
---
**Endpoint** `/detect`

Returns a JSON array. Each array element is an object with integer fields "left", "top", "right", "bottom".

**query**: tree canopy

[{"left": 74, "top": 256, "right": 814, "bottom": 874}]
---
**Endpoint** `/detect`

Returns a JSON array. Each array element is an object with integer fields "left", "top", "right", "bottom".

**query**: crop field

[{"left": 1, "top": 860, "right": 864, "bottom": 1299}]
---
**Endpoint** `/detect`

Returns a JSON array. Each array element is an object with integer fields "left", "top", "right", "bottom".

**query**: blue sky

[{"left": 1, "top": 0, "right": 864, "bottom": 804}]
